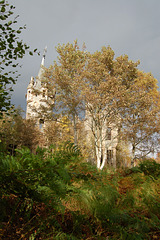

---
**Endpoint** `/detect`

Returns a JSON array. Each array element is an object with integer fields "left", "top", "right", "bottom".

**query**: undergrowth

[{"left": 0, "top": 143, "right": 160, "bottom": 239}]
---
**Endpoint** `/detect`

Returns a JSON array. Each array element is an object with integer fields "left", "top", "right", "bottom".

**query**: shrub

[
  {"left": 1, "top": 145, "right": 160, "bottom": 239},
  {"left": 138, "top": 158, "right": 160, "bottom": 179}
]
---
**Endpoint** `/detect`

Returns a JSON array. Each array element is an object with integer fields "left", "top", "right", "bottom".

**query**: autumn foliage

[
  {"left": 0, "top": 145, "right": 160, "bottom": 239},
  {"left": 44, "top": 41, "right": 160, "bottom": 169},
  {"left": 1, "top": 0, "right": 160, "bottom": 238}
]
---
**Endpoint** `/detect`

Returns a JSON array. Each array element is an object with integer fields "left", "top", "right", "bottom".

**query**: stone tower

[{"left": 26, "top": 47, "right": 55, "bottom": 128}]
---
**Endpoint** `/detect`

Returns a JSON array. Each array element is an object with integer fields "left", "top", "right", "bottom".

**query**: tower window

[
  {"left": 39, "top": 119, "right": 44, "bottom": 129},
  {"left": 42, "top": 90, "right": 45, "bottom": 97},
  {"left": 107, "top": 150, "right": 113, "bottom": 163},
  {"left": 106, "top": 127, "right": 111, "bottom": 140}
]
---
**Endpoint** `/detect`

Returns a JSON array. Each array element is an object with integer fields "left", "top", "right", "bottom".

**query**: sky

[{"left": 9, "top": 0, "right": 160, "bottom": 112}]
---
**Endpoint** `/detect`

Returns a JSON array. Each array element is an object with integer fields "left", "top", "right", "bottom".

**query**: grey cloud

[{"left": 8, "top": 0, "right": 160, "bottom": 110}]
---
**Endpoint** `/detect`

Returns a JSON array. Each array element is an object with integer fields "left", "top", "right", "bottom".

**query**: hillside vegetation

[
  {"left": 0, "top": 142, "right": 160, "bottom": 240},
  {"left": 0, "top": 2, "right": 160, "bottom": 238}
]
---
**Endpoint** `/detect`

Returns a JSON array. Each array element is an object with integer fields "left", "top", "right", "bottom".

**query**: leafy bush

[
  {"left": 0, "top": 142, "right": 82, "bottom": 238},
  {"left": 138, "top": 158, "right": 160, "bottom": 179},
  {"left": 0, "top": 145, "right": 160, "bottom": 239}
]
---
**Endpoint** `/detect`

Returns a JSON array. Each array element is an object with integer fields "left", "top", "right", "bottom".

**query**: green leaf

[
  {"left": 1, "top": 6, "right": 5, "bottom": 12},
  {"left": 8, "top": 21, "right": 12, "bottom": 26},
  {"left": 0, "top": 15, "right": 6, "bottom": 20}
]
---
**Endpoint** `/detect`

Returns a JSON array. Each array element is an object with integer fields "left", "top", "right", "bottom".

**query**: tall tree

[
  {"left": 112, "top": 55, "right": 160, "bottom": 165},
  {"left": 121, "top": 71, "right": 160, "bottom": 165},
  {"left": 0, "top": 0, "right": 37, "bottom": 115},
  {"left": 44, "top": 41, "right": 160, "bottom": 169},
  {"left": 112, "top": 54, "right": 140, "bottom": 165},
  {"left": 45, "top": 40, "right": 87, "bottom": 145},
  {"left": 83, "top": 46, "right": 121, "bottom": 169}
]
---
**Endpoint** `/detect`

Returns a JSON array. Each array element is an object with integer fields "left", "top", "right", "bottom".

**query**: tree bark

[{"left": 73, "top": 113, "right": 78, "bottom": 145}]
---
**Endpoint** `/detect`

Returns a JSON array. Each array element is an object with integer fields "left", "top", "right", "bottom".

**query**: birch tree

[
  {"left": 113, "top": 55, "right": 160, "bottom": 165},
  {"left": 83, "top": 46, "right": 121, "bottom": 169},
  {"left": 45, "top": 40, "right": 86, "bottom": 145},
  {"left": 44, "top": 42, "right": 160, "bottom": 169},
  {"left": 121, "top": 71, "right": 160, "bottom": 165}
]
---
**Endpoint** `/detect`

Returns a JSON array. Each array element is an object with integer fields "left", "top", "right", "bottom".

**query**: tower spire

[
  {"left": 36, "top": 46, "right": 47, "bottom": 83},
  {"left": 41, "top": 46, "right": 47, "bottom": 66}
]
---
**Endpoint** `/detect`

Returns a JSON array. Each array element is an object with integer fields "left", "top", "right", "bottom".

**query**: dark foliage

[
  {"left": 0, "top": 0, "right": 38, "bottom": 114},
  {"left": 0, "top": 144, "right": 160, "bottom": 239}
]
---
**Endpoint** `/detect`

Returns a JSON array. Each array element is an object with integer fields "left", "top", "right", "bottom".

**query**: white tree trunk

[{"left": 100, "top": 147, "right": 107, "bottom": 170}]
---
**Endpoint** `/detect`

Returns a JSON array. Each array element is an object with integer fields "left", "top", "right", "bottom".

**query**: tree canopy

[
  {"left": 45, "top": 40, "right": 87, "bottom": 145},
  {"left": 44, "top": 41, "right": 160, "bottom": 168},
  {"left": 0, "top": 0, "right": 37, "bottom": 115}
]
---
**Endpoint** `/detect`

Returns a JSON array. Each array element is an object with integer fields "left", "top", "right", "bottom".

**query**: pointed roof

[
  {"left": 27, "top": 76, "right": 34, "bottom": 89},
  {"left": 35, "top": 46, "right": 47, "bottom": 90}
]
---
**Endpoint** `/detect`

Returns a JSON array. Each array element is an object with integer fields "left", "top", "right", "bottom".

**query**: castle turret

[{"left": 26, "top": 47, "right": 54, "bottom": 129}]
